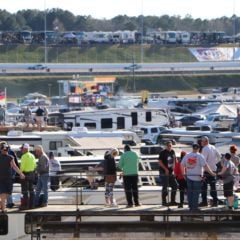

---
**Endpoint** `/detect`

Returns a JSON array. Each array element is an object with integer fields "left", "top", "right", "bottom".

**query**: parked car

[
  {"left": 28, "top": 64, "right": 49, "bottom": 70},
  {"left": 178, "top": 115, "right": 206, "bottom": 126}
]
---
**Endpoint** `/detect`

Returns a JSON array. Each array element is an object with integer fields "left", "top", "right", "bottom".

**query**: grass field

[
  {"left": 0, "top": 44, "right": 196, "bottom": 63},
  {"left": 0, "top": 44, "right": 240, "bottom": 98}
]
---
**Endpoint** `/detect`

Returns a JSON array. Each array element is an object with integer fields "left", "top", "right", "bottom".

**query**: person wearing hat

[
  {"left": 118, "top": 145, "right": 141, "bottom": 208},
  {"left": 181, "top": 143, "right": 216, "bottom": 211},
  {"left": 158, "top": 141, "right": 178, "bottom": 206},
  {"left": 20, "top": 143, "right": 37, "bottom": 210},
  {"left": 34, "top": 145, "right": 49, "bottom": 208},
  {"left": 200, "top": 136, "right": 221, "bottom": 207},
  {"left": 0, "top": 143, "right": 25, "bottom": 213}
]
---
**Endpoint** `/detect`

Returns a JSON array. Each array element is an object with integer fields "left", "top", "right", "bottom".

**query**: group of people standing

[
  {"left": 99, "top": 144, "right": 141, "bottom": 208},
  {"left": 1, "top": 137, "right": 239, "bottom": 212},
  {"left": 94, "top": 136, "right": 239, "bottom": 210},
  {"left": 159, "top": 136, "right": 239, "bottom": 211},
  {"left": 0, "top": 142, "right": 61, "bottom": 212},
  {"left": 23, "top": 106, "right": 48, "bottom": 130}
]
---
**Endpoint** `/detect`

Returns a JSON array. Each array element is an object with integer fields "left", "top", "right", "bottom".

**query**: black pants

[
  {"left": 177, "top": 178, "right": 187, "bottom": 204},
  {"left": 21, "top": 172, "right": 35, "bottom": 208},
  {"left": 201, "top": 172, "right": 218, "bottom": 204},
  {"left": 123, "top": 175, "right": 139, "bottom": 206}
]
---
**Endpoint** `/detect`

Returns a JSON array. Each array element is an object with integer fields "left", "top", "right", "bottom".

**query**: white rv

[
  {"left": 48, "top": 108, "right": 171, "bottom": 132},
  {"left": 159, "top": 31, "right": 177, "bottom": 44}
]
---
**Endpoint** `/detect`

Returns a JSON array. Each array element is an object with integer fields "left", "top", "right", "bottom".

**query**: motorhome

[
  {"left": 159, "top": 31, "right": 177, "bottom": 44},
  {"left": 176, "top": 31, "right": 191, "bottom": 44},
  {"left": 4, "top": 128, "right": 140, "bottom": 157}
]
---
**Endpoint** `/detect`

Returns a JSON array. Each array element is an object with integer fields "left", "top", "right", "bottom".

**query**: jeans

[
  {"left": 35, "top": 173, "right": 49, "bottom": 206},
  {"left": 201, "top": 172, "right": 218, "bottom": 204},
  {"left": 187, "top": 178, "right": 202, "bottom": 210},
  {"left": 160, "top": 174, "right": 178, "bottom": 203},
  {"left": 21, "top": 172, "right": 35, "bottom": 208},
  {"left": 123, "top": 175, "right": 139, "bottom": 206}
]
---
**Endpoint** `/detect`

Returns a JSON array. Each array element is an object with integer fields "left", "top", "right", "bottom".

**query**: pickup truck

[
  {"left": 194, "top": 114, "right": 235, "bottom": 130},
  {"left": 139, "top": 125, "right": 168, "bottom": 144}
]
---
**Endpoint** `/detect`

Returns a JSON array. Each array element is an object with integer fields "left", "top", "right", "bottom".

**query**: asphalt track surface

[{"left": 0, "top": 61, "right": 240, "bottom": 74}]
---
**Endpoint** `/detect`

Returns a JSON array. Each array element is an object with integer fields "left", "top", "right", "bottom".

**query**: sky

[{"left": 0, "top": 0, "right": 238, "bottom": 20}]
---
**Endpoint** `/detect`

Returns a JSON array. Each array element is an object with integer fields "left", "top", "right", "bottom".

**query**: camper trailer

[{"left": 48, "top": 108, "right": 171, "bottom": 131}]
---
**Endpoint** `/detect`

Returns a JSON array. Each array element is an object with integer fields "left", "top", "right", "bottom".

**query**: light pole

[
  {"left": 124, "top": 56, "right": 141, "bottom": 92},
  {"left": 48, "top": 83, "right": 52, "bottom": 97},
  {"left": 140, "top": 0, "right": 144, "bottom": 63},
  {"left": 44, "top": 0, "right": 48, "bottom": 63}
]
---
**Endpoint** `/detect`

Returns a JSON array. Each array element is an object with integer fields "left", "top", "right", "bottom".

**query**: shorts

[
  {"left": 223, "top": 181, "right": 234, "bottom": 197},
  {"left": 0, "top": 178, "right": 13, "bottom": 194}
]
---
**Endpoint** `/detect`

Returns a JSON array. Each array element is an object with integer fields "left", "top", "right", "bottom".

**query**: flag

[{"left": 0, "top": 90, "right": 6, "bottom": 105}]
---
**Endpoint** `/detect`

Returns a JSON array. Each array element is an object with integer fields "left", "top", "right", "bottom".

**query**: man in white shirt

[{"left": 199, "top": 136, "right": 221, "bottom": 207}]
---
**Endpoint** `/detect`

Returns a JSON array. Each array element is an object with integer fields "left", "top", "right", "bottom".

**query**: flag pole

[{"left": 4, "top": 87, "right": 7, "bottom": 106}]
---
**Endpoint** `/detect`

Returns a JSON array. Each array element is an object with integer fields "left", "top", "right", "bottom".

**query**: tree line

[{"left": 0, "top": 8, "right": 239, "bottom": 35}]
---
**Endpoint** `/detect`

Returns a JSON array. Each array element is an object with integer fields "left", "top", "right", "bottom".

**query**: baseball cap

[
  {"left": 21, "top": 143, "right": 30, "bottom": 149},
  {"left": 1, "top": 143, "right": 9, "bottom": 150}
]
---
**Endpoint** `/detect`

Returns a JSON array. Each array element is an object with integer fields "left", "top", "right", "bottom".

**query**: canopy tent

[
  {"left": 196, "top": 103, "right": 239, "bottom": 118},
  {"left": 25, "top": 92, "right": 47, "bottom": 100}
]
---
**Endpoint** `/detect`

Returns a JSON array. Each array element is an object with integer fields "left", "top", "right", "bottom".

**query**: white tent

[{"left": 196, "top": 103, "right": 238, "bottom": 118}]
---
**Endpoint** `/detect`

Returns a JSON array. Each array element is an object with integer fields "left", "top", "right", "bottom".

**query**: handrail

[{"left": 11, "top": 171, "right": 240, "bottom": 209}]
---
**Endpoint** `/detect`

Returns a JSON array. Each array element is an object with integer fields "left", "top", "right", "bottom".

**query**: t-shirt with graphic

[
  {"left": 222, "top": 159, "right": 237, "bottom": 184},
  {"left": 159, "top": 149, "right": 176, "bottom": 174},
  {"left": 181, "top": 152, "right": 206, "bottom": 181}
]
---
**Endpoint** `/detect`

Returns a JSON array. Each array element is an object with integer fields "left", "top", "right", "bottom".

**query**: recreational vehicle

[{"left": 48, "top": 108, "right": 171, "bottom": 131}]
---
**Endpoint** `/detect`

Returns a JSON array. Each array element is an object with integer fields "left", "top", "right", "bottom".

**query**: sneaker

[
  {"left": 126, "top": 205, "right": 133, "bottom": 208},
  {"left": 104, "top": 203, "right": 110, "bottom": 207},
  {"left": 110, "top": 203, "right": 118, "bottom": 207},
  {"left": 6, "top": 203, "right": 15, "bottom": 208},
  {"left": 39, "top": 203, "right": 48, "bottom": 208},
  {"left": 211, "top": 202, "right": 218, "bottom": 207},
  {"left": 199, "top": 202, "right": 208, "bottom": 207},
  {"left": 162, "top": 202, "right": 169, "bottom": 206},
  {"left": 135, "top": 203, "right": 142, "bottom": 207},
  {"left": 178, "top": 203, "right": 183, "bottom": 208},
  {"left": 19, "top": 206, "right": 29, "bottom": 210},
  {"left": 169, "top": 201, "right": 179, "bottom": 206}
]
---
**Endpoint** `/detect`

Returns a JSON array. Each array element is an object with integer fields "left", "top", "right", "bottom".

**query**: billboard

[{"left": 189, "top": 48, "right": 240, "bottom": 61}]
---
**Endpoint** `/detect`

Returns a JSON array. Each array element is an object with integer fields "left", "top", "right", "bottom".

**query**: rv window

[
  {"left": 151, "top": 128, "right": 158, "bottom": 133},
  {"left": 84, "top": 123, "right": 96, "bottom": 129},
  {"left": 131, "top": 112, "right": 138, "bottom": 126},
  {"left": 0, "top": 215, "right": 8, "bottom": 235},
  {"left": 49, "top": 141, "right": 63, "bottom": 151},
  {"left": 140, "top": 128, "right": 148, "bottom": 134},
  {"left": 101, "top": 118, "right": 113, "bottom": 129},
  {"left": 117, "top": 117, "right": 125, "bottom": 129},
  {"left": 146, "top": 111, "right": 152, "bottom": 122}
]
